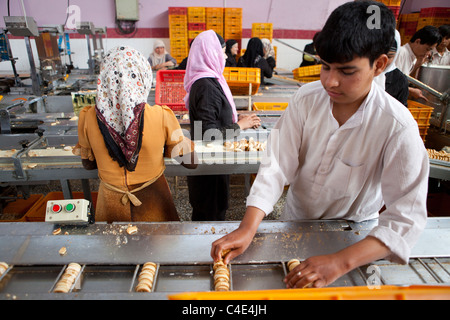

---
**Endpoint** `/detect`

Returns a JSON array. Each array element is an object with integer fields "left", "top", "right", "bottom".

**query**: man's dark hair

[
  {"left": 438, "top": 24, "right": 450, "bottom": 39},
  {"left": 410, "top": 26, "right": 442, "bottom": 45},
  {"left": 315, "top": 1, "right": 396, "bottom": 66}
]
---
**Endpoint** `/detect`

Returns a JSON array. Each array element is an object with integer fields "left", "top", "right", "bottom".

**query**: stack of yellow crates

[
  {"left": 251, "top": 23, "right": 273, "bottom": 41},
  {"left": 397, "top": 13, "right": 420, "bottom": 45},
  {"left": 374, "top": 0, "right": 402, "bottom": 20},
  {"left": 416, "top": 7, "right": 450, "bottom": 31},
  {"left": 168, "top": 7, "right": 188, "bottom": 64},
  {"left": 224, "top": 8, "right": 242, "bottom": 40},
  {"left": 187, "top": 7, "right": 206, "bottom": 43},
  {"left": 206, "top": 7, "right": 224, "bottom": 37}
]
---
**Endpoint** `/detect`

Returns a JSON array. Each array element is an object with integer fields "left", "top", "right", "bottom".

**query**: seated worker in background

[
  {"left": 238, "top": 37, "right": 274, "bottom": 84},
  {"left": 148, "top": 40, "right": 177, "bottom": 71},
  {"left": 184, "top": 30, "right": 260, "bottom": 221},
  {"left": 430, "top": 25, "right": 450, "bottom": 65},
  {"left": 211, "top": 1, "right": 429, "bottom": 289},
  {"left": 261, "top": 38, "right": 276, "bottom": 71},
  {"left": 74, "top": 46, "right": 197, "bottom": 223},
  {"left": 396, "top": 26, "right": 442, "bottom": 100},
  {"left": 300, "top": 32, "right": 320, "bottom": 67},
  {"left": 225, "top": 39, "right": 239, "bottom": 67}
]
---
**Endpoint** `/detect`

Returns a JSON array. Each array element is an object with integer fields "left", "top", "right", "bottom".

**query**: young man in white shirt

[
  {"left": 431, "top": 25, "right": 450, "bottom": 66},
  {"left": 396, "top": 25, "right": 441, "bottom": 100},
  {"left": 211, "top": 1, "right": 429, "bottom": 288}
]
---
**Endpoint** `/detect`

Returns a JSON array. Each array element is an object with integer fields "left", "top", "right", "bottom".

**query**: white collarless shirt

[
  {"left": 396, "top": 43, "right": 417, "bottom": 74},
  {"left": 247, "top": 81, "right": 429, "bottom": 263}
]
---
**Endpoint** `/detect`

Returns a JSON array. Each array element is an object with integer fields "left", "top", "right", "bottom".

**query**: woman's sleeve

[
  {"left": 259, "top": 58, "right": 273, "bottom": 78},
  {"left": 73, "top": 106, "right": 95, "bottom": 161},
  {"left": 166, "top": 54, "right": 177, "bottom": 65},
  {"left": 162, "top": 106, "right": 195, "bottom": 158},
  {"left": 191, "top": 81, "right": 240, "bottom": 140}
]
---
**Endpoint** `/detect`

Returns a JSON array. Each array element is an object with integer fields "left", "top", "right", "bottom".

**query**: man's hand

[
  {"left": 211, "top": 207, "right": 265, "bottom": 264},
  {"left": 284, "top": 236, "right": 391, "bottom": 288},
  {"left": 284, "top": 254, "right": 347, "bottom": 288}
]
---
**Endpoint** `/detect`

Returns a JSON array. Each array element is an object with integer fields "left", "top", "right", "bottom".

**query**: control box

[
  {"left": 4, "top": 16, "right": 39, "bottom": 37},
  {"left": 45, "top": 199, "right": 94, "bottom": 224}
]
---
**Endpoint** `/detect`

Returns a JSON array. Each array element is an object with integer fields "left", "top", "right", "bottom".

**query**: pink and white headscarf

[
  {"left": 96, "top": 46, "right": 152, "bottom": 170},
  {"left": 184, "top": 30, "right": 238, "bottom": 123}
]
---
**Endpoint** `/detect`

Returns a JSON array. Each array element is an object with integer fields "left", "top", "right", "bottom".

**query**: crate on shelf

[
  {"left": 169, "top": 7, "right": 187, "bottom": 16},
  {"left": 188, "top": 7, "right": 206, "bottom": 23},
  {"left": 407, "top": 100, "right": 434, "bottom": 125},
  {"left": 0, "top": 194, "right": 44, "bottom": 222},
  {"left": 252, "top": 102, "right": 288, "bottom": 111},
  {"left": 407, "top": 100, "right": 434, "bottom": 142},
  {"left": 295, "top": 76, "right": 321, "bottom": 83},
  {"left": 206, "top": 8, "right": 224, "bottom": 37},
  {"left": 292, "top": 65, "right": 322, "bottom": 78},
  {"left": 252, "top": 23, "right": 273, "bottom": 41},
  {"left": 155, "top": 70, "right": 187, "bottom": 111},
  {"left": 169, "top": 14, "right": 187, "bottom": 25},
  {"left": 223, "top": 67, "right": 260, "bottom": 95}
]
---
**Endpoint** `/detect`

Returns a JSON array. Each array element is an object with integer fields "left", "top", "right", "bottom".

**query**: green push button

[{"left": 65, "top": 203, "right": 76, "bottom": 212}]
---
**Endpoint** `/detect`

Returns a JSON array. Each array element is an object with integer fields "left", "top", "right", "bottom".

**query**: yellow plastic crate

[
  {"left": 252, "top": 23, "right": 273, "bottom": 41},
  {"left": 295, "top": 76, "right": 320, "bottom": 83},
  {"left": 223, "top": 67, "right": 260, "bottom": 95},
  {"left": 169, "top": 285, "right": 450, "bottom": 300},
  {"left": 188, "top": 7, "right": 205, "bottom": 23},
  {"left": 169, "top": 15, "right": 187, "bottom": 25},
  {"left": 252, "top": 102, "right": 288, "bottom": 111},
  {"left": 293, "top": 65, "right": 322, "bottom": 78},
  {"left": 407, "top": 100, "right": 434, "bottom": 125}
]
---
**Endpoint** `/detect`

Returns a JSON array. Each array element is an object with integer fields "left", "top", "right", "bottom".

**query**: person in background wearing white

[
  {"left": 430, "top": 25, "right": 450, "bottom": 66},
  {"left": 148, "top": 40, "right": 177, "bottom": 71},
  {"left": 396, "top": 26, "right": 441, "bottom": 100}
]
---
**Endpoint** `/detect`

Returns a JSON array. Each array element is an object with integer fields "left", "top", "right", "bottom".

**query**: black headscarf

[
  {"left": 241, "top": 37, "right": 264, "bottom": 67},
  {"left": 225, "top": 39, "right": 238, "bottom": 56}
]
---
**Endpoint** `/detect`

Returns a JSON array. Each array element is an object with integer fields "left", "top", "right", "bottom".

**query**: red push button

[{"left": 52, "top": 204, "right": 62, "bottom": 213}]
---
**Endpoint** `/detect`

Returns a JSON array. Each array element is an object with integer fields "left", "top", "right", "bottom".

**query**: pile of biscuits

[
  {"left": 213, "top": 260, "right": 230, "bottom": 291},
  {"left": 0, "top": 262, "right": 9, "bottom": 276},
  {"left": 54, "top": 263, "right": 81, "bottom": 293},
  {"left": 287, "top": 259, "right": 301, "bottom": 272},
  {"left": 135, "top": 262, "right": 157, "bottom": 292},
  {"left": 427, "top": 148, "right": 450, "bottom": 162},
  {"left": 224, "top": 138, "right": 267, "bottom": 152}
]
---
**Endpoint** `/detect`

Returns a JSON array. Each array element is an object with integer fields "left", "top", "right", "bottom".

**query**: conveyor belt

[{"left": 0, "top": 219, "right": 449, "bottom": 299}]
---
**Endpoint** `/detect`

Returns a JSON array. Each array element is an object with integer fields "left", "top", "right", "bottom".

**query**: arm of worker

[
  {"left": 284, "top": 236, "right": 391, "bottom": 288},
  {"left": 211, "top": 92, "right": 304, "bottom": 263},
  {"left": 162, "top": 106, "right": 198, "bottom": 169},
  {"left": 285, "top": 123, "right": 429, "bottom": 288}
]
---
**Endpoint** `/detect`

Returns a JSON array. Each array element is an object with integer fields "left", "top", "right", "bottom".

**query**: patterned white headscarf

[{"left": 96, "top": 45, "right": 152, "bottom": 171}]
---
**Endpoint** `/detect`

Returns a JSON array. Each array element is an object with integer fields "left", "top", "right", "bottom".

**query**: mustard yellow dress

[{"left": 75, "top": 104, "right": 193, "bottom": 223}]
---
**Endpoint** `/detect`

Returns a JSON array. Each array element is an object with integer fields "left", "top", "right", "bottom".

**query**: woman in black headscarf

[
  {"left": 225, "top": 39, "right": 238, "bottom": 67},
  {"left": 237, "top": 37, "right": 273, "bottom": 84}
]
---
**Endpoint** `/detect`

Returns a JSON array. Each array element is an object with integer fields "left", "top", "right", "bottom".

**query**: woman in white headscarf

[
  {"left": 74, "top": 46, "right": 196, "bottom": 222},
  {"left": 261, "top": 38, "right": 276, "bottom": 70},
  {"left": 148, "top": 40, "right": 177, "bottom": 70}
]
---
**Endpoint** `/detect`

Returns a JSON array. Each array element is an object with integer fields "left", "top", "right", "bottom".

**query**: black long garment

[
  {"left": 187, "top": 77, "right": 240, "bottom": 221},
  {"left": 385, "top": 68, "right": 409, "bottom": 107}
]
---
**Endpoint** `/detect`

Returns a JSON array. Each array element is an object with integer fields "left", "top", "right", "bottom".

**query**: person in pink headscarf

[{"left": 184, "top": 30, "right": 261, "bottom": 221}]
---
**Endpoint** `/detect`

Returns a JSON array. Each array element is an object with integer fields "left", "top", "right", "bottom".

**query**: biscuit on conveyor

[
  {"left": 0, "top": 262, "right": 9, "bottom": 275},
  {"left": 287, "top": 258, "right": 301, "bottom": 272},
  {"left": 213, "top": 260, "right": 230, "bottom": 291},
  {"left": 135, "top": 262, "right": 157, "bottom": 292},
  {"left": 54, "top": 263, "right": 82, "bottom": 293}
]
